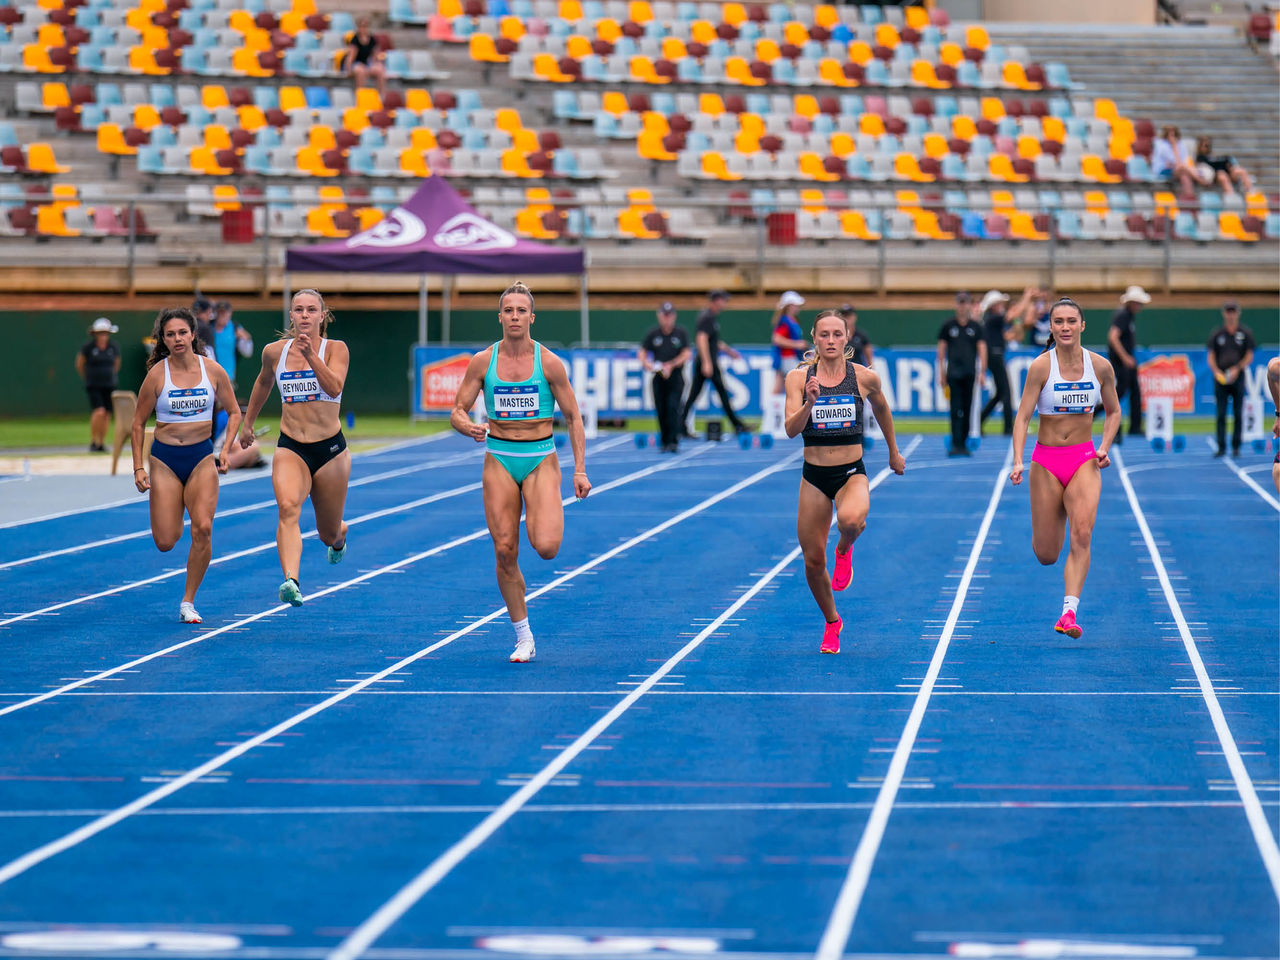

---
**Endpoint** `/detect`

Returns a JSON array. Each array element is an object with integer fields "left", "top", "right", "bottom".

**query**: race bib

[
  {"left": 1050, "top": 380, "right": 1095, "bottom": 414},
  {"left": 811, "top": 395, "right": 860, "bottom": 429},
  {"left": 280, "top": 369, "right": 322, "bottom": 403},
  {"left": 166, "top": 387, "right": 210, "bottom": 417},
  {"left": 492, "top": 383, "right": 541, "bottom": 419}
]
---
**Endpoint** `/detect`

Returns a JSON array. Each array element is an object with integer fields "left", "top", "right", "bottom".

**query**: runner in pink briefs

[{"left": 1010, "top": 298, "right": 1121, "bottom": 638}]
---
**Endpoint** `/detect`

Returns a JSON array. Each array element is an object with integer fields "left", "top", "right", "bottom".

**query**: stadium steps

[{"left": 988, "top": 25, "right": 1279, "bottom": 193}]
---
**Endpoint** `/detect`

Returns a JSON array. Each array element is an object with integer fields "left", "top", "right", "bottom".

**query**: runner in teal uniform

[{"left": 451, "top": 281, "right": 592, "bottom": 663}]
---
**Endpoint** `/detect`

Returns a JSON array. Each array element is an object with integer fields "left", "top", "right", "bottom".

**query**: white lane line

[
  {"left": 0, "top": 437, "right": 632, "bottom": 625},
  {"left": 815, "top": 446, "right": 1011, "bottom": 960},
  {"left": 1116, "top": 447, "right": 1280, "bottom": 900},
  {"left": 325, "top": 440, "right": 919, "bottom": 960},
  {"left": 3, "top": 798, "right": 1275, "bottom": 818},
  {"left": 0, "top": 433, "right": 459, "bottom": 532},
  {"left": 0, "top": 448, "right": 489, "bottom": 572},
  {"left": 0, "top": 443, "right": 712, "bottom": 718},
  {"left": 1213, "top": 442, "right": 1280, "bottom": 512},
  {"left": 0, "top": 449, "right": 793, "bottom": 888}
]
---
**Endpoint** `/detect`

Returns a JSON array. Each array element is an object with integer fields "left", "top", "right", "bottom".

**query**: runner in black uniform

[{"left": 785, "top": 311, "right": 905, "bottom": 654}]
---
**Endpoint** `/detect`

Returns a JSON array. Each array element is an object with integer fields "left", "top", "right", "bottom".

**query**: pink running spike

[
  {"left": 820, "top": 617, "right": 842, "bottom": 654},
  {"left": 832, "top": 545, "right": 853, "bottom": 592},
  {"left": 1054, "top": 610, "right": 1083, "bottom": 639}
]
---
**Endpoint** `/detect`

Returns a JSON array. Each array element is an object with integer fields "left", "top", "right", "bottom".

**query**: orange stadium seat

[
  {"left": 628, "top": 1, "right": 653, "bottom": 23},
  {"left": 1002, "top": 62, "right": 1040, "bottom": 91},
  {"left": 36, "top": 203, "right": 81, "bottom": 237},
  {"left": 25, "top": 142, "right": 68, "bottom": 173},
  {"left": 722, "top": 3, "right": 747, "bottom": 25},
  {"left": 212, "top": 185, "right": 240, "bottom": 211},
  {"left": 951, "top": 115, "right": 977, "bottom": 140},
  {"left": 784, "top": 22, "right": 809, "bottom": 47},
  {"left": 964, "top": 25, "right": 989, "bottom": 50},
  {"left": 1008, "top": 212, "right": 1049, "bottom": 240},
  {"left": 829, "top": 131, "right": 855, "bottom": 156},
  {"left": 858, "top": 113, "right": 885, "bottom": 136},
  {"left": 1041, "top": 116, "right": 1065, "bottom": 142},
  {"left": 41, "top": 82, "right": 70, "bottom": 110},
  {"left": 23, "top": 44, "right": 65, "bottom": 74},
  {"left": 638, "top": 129, "right": 677, "bottom": 161},
  {"left": 939, "top": 42, "right": 963, "bottom": 67},
  {"left": 559, "top": 0, "right": 583, "bottom": 19},
  {"left": 689, "top": 20, "right": 716, "bottom": 45},
  {"left": 1219, "top": 212, "right": 1259, "bottom": 242},
  {"left": 501, "top": 146, "right": 540, "bottom": 177},
  {"left": 874, "top": 23, "right": 899, "bottom": 48},
  {"left": 988, "top": 153, "right": 1027, "bottom": 182},
  {"left": 701, "top": 152, "right": 740, "bottom": 180},
  {"left": 410, "top": 128, "right": 438, "bottom": 151},
  {"left": 1081, "top": 154, "right": 1121, "bottom": 184},
  {"left": 799, "top": 152, "right": 838, "bottom": 182},
  {"left": 847, "top": 40, "right": 873, "bottom": 64},
  {"left": 895, "top": 153, "right": 934, "bottom": 182},
  {"left": 813, "top": 4, "right": 839, "bottom": 29},
  {"left": 911, "top": 61, "right": 950, "bottom": 89},
  {"left": 97, "top": 123, "right": 137, "bottom": 156},
  {"left": 405, "top": 88, "right": 433, "bottom": 112},
  {"left": 398, "top": 148, "right": 431, "bottom": 177},
  {"left": 839, "top": 210, "right": 880, "bottom": 240}
]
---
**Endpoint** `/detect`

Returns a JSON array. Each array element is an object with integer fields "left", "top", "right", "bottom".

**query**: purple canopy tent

[{"left": 284, "top": 177, "right": 589, "bottom": 346}]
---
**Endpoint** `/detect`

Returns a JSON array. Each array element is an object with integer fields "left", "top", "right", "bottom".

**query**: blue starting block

[
  {"left": 553, "top": 434, "right": 566, "bottom": 449},
  {"left": 1149, "top": 435, "right": 1186, "bottom": 453},
  {"left": 634, "top": 433, "right": 661, "bottom": 448},
  {"left": 737, "top": 433, "right": 774, "bottom": 450}
]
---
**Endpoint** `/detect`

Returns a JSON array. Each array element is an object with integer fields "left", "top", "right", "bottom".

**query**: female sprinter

[
  {"left": 1010, "top": 297, "right": 1121, "bottom": 638},
  {"left": 131, "top": 308, "right": 240, "bottom": 624},
  {"left": 450, "top": 281, "right": 591, "bottom": 663},
  {"left": 784, "top": 310, "right": 905, "bottom": 654},
  {"left": 239, "top": 289, "right": 351, "bottom": 607}
]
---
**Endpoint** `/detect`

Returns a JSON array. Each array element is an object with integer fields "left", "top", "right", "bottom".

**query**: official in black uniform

[
  {"left": 638, "top": 301, "right": 692, "bottom": 452},
  {"left": 838, "top": 303, "right": 874, "bottom": 367},
  {"left": 1207, "top": 300, "right": 1255, "bottom": 457},
  {"left": 75, "top": 317, "right": 122, "bottom": 452},
  {"left": 978, "top": 287, "right": 1033, "bottom": 436},
  {"left": 1107, "top": 285, "right": 1150, "bottom": 439},
  {"left": 681, "top": 289, "right": 748, "bottom": 437},
  {"left": 937, "top": 292, "right": 987, "bottom": 456}
]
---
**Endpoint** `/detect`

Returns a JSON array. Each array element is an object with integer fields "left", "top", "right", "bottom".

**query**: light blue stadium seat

[
  {"left": 651, "top": 92, "right": 675, "bottom": 114},
  {"left": 552, "top": 150, "right": 578, "bottom": 176},
  {"left": 676, "top": 57, "right": 702, "bottom": 82},
  {"left": 510, "top": 0, "right": 533, "bottom": 16},
  {"left": 148, "top": 84, "right": 174, "bottom": 108},
  {"left": 243, "top": 144, "right": 272, "bottom": 175},
  {"left": 1038, "top": 189, "right": 1061, "bottom": 212},
  {"left": 1046, "top": 62, "right": 1073, "bottom": 89},
  {"left": 0, "top": 183, "right": 25, "bottom": 207},
  {"left": 846, "top": 154, "right": 872, "bottom": 180},
  {"left": 1126, "top": 155, "right": 1153, "bottom": 183},
  {"left": 1049, "top": 96, "right": 1072, "bottom": 119},
  {"left": 685, "top": 131, "right": 710, "bottom": 153},
  {"left": 813, "top": 114, "right": 835, "bottom": 135},
  {"left": 359, "top": 128, "right": 386, "bottom": 148},
  {"left": 960, "top": 211, "right": 986, "bottom": 239},
  {"left": 256, "top": 127, "right": 281, "bottom": 148},
  {"left": 582, "top": 0, "right": 604, "bottom": 18},
  {"left": 955, "top": 60, "right": 980, "bottom": 87},
  {"left": 394, "top": 109, "right": 420, "bottom": 127},
  {"left": 185, "top": 105, "right": 212, "bottom": 127},
  {"left": 0, "top": 123, "right": 16, "bottom": 147},
  {"left": 940, "top": 154, "right": 965, "bottom": 181},
  {"left": 768, "top": 3, "right": 788, "bottom": 23},
  {"left": 838, "top": 94, "right": 862, "bottom": 116},
  {"left": 136, "top": 145, "right": 165, "bottom": 175},
  {"left": 864, "top": 60, "right": 889, "bottom": 86},
  {"left": 1265, "top": 213, "right": 1280, "bottom": 239},
  {"left": 150, "top": 125, "right": 176, "bottom": 147},
  {"left": 456, "top": 89, "right": 482, "bottom": 113},
  {"left": 78, "top": 104, "right": 105, "bottom": 130},
  {"left": 675, "top": 1, "right": 697, "bottom": 21},
  {"left": 389, "top": 0, "right": 415, "bottom": 23},
  {"left": 384, "top": 49, "right": 409, "bottom": 77},
  {"left": 488, "top": 0, "right": 510, "bottom": 16},
  {"left": 293, "top": 30, "right": 319, "bottom": 50},
  {"left": 96, "top": 81, "right": 122, "bottom": 106},
  {"left": 905, "top": 115, "right": 927, "bottom": 136},
  {"left": 859, "top": 4, "right": 882, "bottom": 25},
  {"left": 182, "top": 46, "right": 209, "bottom": 72},
  {"left": 749, "top": 188, "right": 775, "bottom": 215},
  {"left": 1056, "top": 210, "right": 1083, "bottom": 239},
  {"left": 328, "top": 12, "right": 354, "bottom": 35},
  {"left": 592, "top": 113, "right": 618, "bottom": 138},
  {"left": 253, "top": 86, "right": 278, "bottom": 110},
  {"left": 347, "top": 146, "right": 375, "bottom": 176},
  {"left": 773, "top": 58, "right": 796, "bottom": 83},
  {"left": 747, "top": 93, "right": 771, "bottom": 115},
  {"left": 553, "top": 89, "right": 579, "bottom": 120},
  {"left": 1173, "top": 211, "right": 1199, "bottom": 239}
]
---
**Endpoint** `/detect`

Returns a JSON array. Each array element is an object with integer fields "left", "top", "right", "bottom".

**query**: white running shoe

[
  {"left": 179, "top": 601, "right": 202, "bottom": 624},
  {"left": 509, "top": 638, "right": 536, "bottom": 663}
]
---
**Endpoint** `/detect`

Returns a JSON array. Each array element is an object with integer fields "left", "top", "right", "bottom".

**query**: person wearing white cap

[
  {"left": 770, "top": 290, "right": 808, "bottom": 394},
  {"left": 75, "top": 317, "right": 122, "bottom": 452},
  {"left": 978, "top": 287, "right": 1034, "bottom": 435},
  {"left": 1107, "top": 285, "right": 1151, "bottom": 439}
]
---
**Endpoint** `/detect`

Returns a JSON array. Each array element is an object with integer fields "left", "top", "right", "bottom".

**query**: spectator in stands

[
  {"left": 208, "top": 300, "right": 254, "bottom": 390},
  {"left": 937, "top": 292, "right": 986, "bottom": 457},
  {"left": 681, "top": 289, "right": 748, "bottom": 438},
  {"left": 1206, "top": 300, "right": 1255, "bottom": 458},
  {"left": 347, "top": 17, "right": 387, "bottom": 100},
  {"left": 1193, "top": 136, "right": 1254, "bottom": 195},
  {"left": 638, "top": 302, "right": 692, "bottom": 453},
  {"left": 838, "top": 303, "right": 874, "bottom": 368},
  {"left": 1105, "top": 285, "right": 1151, "bottom": 441},
  {"left": 75, "top": 317, "right": 121, "bottom": 453},
  {"left": 770, "top": 291, "right": 808, "bottom": 394},
  {"left": 978, "top": 287, "right": 1035, "bottom": 436},
  {"left": 1151, "top": 126, "right": 1198, "bottom": 199}
]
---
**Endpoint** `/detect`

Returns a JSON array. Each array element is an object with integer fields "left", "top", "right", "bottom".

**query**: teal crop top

[{"left": 484, "top": 340, "right": 555, "bottom": 422}]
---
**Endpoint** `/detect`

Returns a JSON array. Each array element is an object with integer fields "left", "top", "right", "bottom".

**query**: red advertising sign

[
  {"left": 1137, "top": 354, "right": 1195, "bottom": 413},
  {"left": 419, "top": 352, "right": 473, "bottom": 411}
]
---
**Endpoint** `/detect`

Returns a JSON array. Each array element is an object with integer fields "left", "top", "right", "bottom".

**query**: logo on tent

[
  {"left": 434, "top": 213, "right": 517, "bottom": 250},
  {"left": 347, "top": 209, "right": 428, "bottom": 248}
]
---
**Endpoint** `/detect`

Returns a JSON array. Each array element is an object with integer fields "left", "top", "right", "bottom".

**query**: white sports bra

[
  {"left": 1036, "top": 347, "right": 1101, "bottom": 416},
  {"left": 154, "top": 356, "right": 214, "bottom": 423},
  {"left": 275, "top": 338, "right": 343, "bottom": 405}
]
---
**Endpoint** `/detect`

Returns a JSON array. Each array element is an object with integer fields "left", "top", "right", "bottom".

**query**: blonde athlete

[
  {"left": 451, "top": 281, "right": 591, "bottom": 663},
  {"left": 240, "top": 289, "right": 351, "bottom": 607},
  {"left": 785, "top": 310, "right": 905, "bottom": 654},
  {"left": 131, "top": 308, "right": 240, "bottom": 624},
  {"left": 1010, "top": 298, "right": 1121, "bottom": 638}
]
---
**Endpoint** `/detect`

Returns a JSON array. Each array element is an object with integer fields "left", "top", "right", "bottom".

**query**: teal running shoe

[
  {"left": 327, "top": 541, "right": 347, "bottom": 564},
  {"left": 279, "top": 578, "right": 304, "bottom": 607}
]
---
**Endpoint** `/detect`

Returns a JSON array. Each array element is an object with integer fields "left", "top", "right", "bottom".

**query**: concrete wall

[{"left": 979, "top": 0, "right": 1156, "bottom": 24}]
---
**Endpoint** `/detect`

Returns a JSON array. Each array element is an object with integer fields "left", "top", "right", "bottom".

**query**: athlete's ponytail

[{"left": 500, "top": 280, "right": 535, "bottom": 311}]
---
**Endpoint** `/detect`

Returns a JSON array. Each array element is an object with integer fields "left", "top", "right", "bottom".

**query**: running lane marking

[
  {"left": 0, "top": 432, "right": 458, "bottom": 531},
  {"left": 0, "top": 438, "right": 631, "bottom": 624},
  {"left": 0, "top": 447, "right": 489, "bottom": 572},
  {"left": 1211, "top": 441, "right": 1280, "bottom": 512},
  {"left": 1115, "top": 447, "right": 1280, "bottom": 900},
  {"left": 0, "top": 442, "right": 710, "bottom": 717},
  {"left": 0, "top": 448, "right": 792, "bottom": 887},
  {"left": 326, "top": 437, "right": 922, "bottom": 960},
  {"left": 815, "top": 446, "right": 1010, "bottom": 960}
]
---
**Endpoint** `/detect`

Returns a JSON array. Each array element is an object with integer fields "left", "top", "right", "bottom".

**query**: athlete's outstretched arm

[
  {"left": 1010, "top": 354, "right": 1048, "bottom": 485},
  {"left": 450, "top": 350, "right": 490, "bottom": 442},
  {"left": 544, "top": 349, "right": 590, "bottom": 499},
  {"left": 859, "top": 366, "right": 904, "bottom": 474},
  {"left": 1093, "top": 353, "right": 1121, "bottom": 467},
  {"left": 1268, "top": 357, "right": 1280, "bottom": 437},
  {"left": 209, "top": 361, "right": 242, "bottom": 473},
  {"left": 130, "top": 365, "right": 162, "bottom": 492},
  {"left": 783, "top": 366, "right": 814, "bottom": 438},
  {"left": 239, "top": 342, "right": 279, "bottom": 447}
]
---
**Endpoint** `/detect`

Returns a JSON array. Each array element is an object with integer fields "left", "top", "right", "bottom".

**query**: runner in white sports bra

[
  {"left": 1010, "top": 297, "right": 1122, "bottom": 639},
  {"left": 130, "top": 307, "right": 240, "bottom": 624},
  {"left": 240, "top": 288, "right": 351, "bottom": 608}
]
